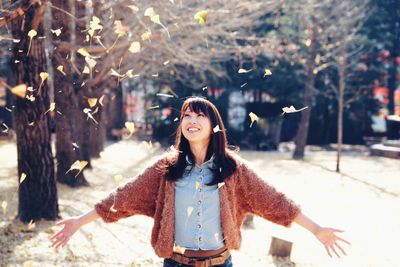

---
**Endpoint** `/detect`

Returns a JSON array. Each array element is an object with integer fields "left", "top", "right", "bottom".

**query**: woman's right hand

[{"left": 50, "top": 217, "right": 82, "bottom": 249}]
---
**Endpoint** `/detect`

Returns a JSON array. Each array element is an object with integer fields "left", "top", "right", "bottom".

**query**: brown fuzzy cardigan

[{"left": 94, "top": 152, "right": 300, "bottom": 258}]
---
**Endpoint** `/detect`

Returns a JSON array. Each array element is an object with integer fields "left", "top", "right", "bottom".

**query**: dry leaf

[
  {"left": 85, "top": 57, "right": 97, "bottom": 68},
  {"left": 27, "top": 29, "right": 37, "bottom": 56},
  {"left": 238, "top": 68, "right": 252, "bottom": 73},
  {"left": 110, "top": 68, "right": 125, "bottom": 78},
  {"left": 128, "top": 5, "right": 139, "bottom": 12},
  {"left": 20, "top": 173, "right": 27, "bottom": 184},
  {"left": 213, "top": 125, "right": 222, "bottom": 133},
  {"left": 11, "top": 84, "right": 27, "bottom": 98},
  {"left": 125, "top": 122, "right": 135, "bottom": 136},
  {"left": 88, "top": 16, "right": 103, "bottom": 38},
  {"left": 45, "top": 102, "right": 56, "bottom": 114},
  {"left": 156, "top": 93, "right": 174, "bottom": 98},
  {"left": 126, "top": 69, "right": 134, "bottom": 78},
  {"left": 174, "top": 246, "right": 186, "bottom": 254},
  {"left": 66, "top": 160, "right": 88, "bottom": 177},
  {"left": 194, "top": 10, "right": 208, "bottom": 25},
  {"left": 57, "top": 65, "right": 66, "bottom": 75},
  {"left": 109, "top": 204, "right": 117, "bottom": 213},
  {"left": 1, "top": 123, "right": 9, "bottom": 133},
  {"left": 144, "top": 7, "right": 156, "bottom": 17},
  {"left": 249, "top": 112, "right": 258, "bottom": 128},
  {"left": 129, "top": 42, "right": 141, "bottom": 53},
  {"left": 218, "top": 182, "right": 225, "bottom": 189},
  {"left": 77, "top": 48, "right": 91, "bottom": 58},
  {"left": 263, "top": 69, "right": 272, "bottom": 77},
  {"left": 141, "top": 30, "right": 152, "bottom": 41},
  {"left": 114, "top": 174, "right": 123, "bottom": 187},
  {"left": 51, "top": 28, "right": 62, "bottom": 36},
  {"left": 26, "top": 95, "right": 35, "bottom": 102},
  {"left": 163, "top": 60, "right": 170, "bottom": 65},
  {"left": 28, "top": 220, "right": 36, "bottom": 230},
  {"left": 99, "top": 95, "right": 105, "bottom": 106},
  {"left": 282, "top": 105, "right": 308, "bottom": 114},
  {"left": 88, "top": 98, "right": 97, "bottom": 108},
  {"left": 82, "top": 66, "right": 90, "bottom": 74},
  {"left": 114, "top": 20, "right": 127, "bottom": 37}
]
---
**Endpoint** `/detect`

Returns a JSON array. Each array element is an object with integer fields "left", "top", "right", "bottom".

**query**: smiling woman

[{"left": 51, "top": 97, "right": 350, "bottom": 266}]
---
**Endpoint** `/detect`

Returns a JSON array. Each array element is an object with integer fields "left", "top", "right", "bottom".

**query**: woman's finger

[
  {"left": 50, "top": 230, "right": 64, "bottom": 241},
  {"left": 56, "top": 219, "right": 68, "bottom": 226},
  {"left": 337, "top": 236, "right": 351, "bottom": 245},
  {"left": 330, "top": 245, "right": 340, "bottom": 258},
  {"left": 335, "top": 243, "right": 347, "bottom": 256}
]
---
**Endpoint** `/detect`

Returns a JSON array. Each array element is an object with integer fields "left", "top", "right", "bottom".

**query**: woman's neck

[{"left": 189, "top": 142, "right": 209, "bottom": 165}]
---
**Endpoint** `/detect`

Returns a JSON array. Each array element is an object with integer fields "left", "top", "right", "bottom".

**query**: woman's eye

[
  {"left": 184, "top": 114, "right": 190, "bottom": 117},
  {"left": 198, "top": 113, "right": 205, "bottom": 117}
]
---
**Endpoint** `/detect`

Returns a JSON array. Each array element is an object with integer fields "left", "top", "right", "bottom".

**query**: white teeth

[{"left": 188, "top": 127, "right": 199, "bottom": 132}]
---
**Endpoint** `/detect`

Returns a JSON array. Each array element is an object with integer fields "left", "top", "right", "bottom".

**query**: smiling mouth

[{"left": 187, "top": 127, "right": 200, "bottom": 132}]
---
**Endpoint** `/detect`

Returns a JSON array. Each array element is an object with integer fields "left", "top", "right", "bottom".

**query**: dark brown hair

[{"left": 167, "top": 97, "right": 237, "bottom": 185}]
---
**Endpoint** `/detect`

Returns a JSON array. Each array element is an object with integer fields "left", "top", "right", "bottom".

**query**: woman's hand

[
  {"left": 50, "top": 217, "right": 82, "bottom": 249},
  {"left": 315, "top": 227, "right": 350, "bottom": 258}
]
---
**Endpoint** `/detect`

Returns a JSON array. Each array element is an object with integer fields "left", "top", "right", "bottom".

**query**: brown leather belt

[{"left": 170, "top": 249, "right": 230, "bottom": 267}]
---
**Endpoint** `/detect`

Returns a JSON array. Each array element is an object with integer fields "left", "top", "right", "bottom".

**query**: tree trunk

[
  {"left": 336, "top": 46, "right": 346, "bottom": 173},
  {"left": 387, "top": 5, "right": 399, "bottom": 115},
  {"left": 106, "top": 87, "right": 126, "bottom": 140},
  {"left": 51, "top": 0, "right": 89, "bottom": 186},
  {"left": 293, "top": 25, "right": 317, "bottom": 159},
  {"left": 11, "top": 1, "right": 58, "bottom": 222}
]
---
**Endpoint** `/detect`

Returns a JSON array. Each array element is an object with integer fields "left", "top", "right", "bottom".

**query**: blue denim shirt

[{"left": 174, "top": 156, "right": 225, "bottom": 250}]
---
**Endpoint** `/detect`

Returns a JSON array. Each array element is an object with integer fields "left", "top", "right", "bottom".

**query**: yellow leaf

[
  {"left": 51, "top": 28, "right": 62, "bottom": 36},
  {"left": 110, "top": 204, "right": 117, "bottom": 213},
  {"left": 56, "top": 65, "right": 66, "bottom": 75},
  {"left": 85, "top": 57, "right": 97, "bottom": 68},
  {"left": 128, "top": 5, "right": 139, "bottom": 12},
  {"left": 82, "top": 66, "right": 90, "bottom": 74},
  {"left": 40, "top": 72, "right": 49, "bottom": 82},
  {"left": 163, "top": 60, "right": 170, "bottom": 65},
  {"left": 23, "top": 261, "right": 33, "bottom": 267},
  {"left": 141, "top": 30, "right": 152, "bottom": 41},
  {"left": 77, "top": 48, "right": 91, "bottom": 58},
  {"left": 88, "top": 16, "right": 103, "bottom": 38},
  {"left": 110, "top": 68, "right": 125, "bottom": 78},
  {"left": 194, "top": 10, "right": 208, "bottom": 25},
  {"left": 126, "top": 69, "right": 134, "bottom": 78},
  {"left": 304, "top": 39, "right": 312, "bottom": 47},
  {"left": 2, "top": 123, "right": 9, "bottom": 133},
  {"left": 152, "top": 73, "right": 159, "bottom": 77},
  {"left": 144, "top": 7, "right": 156, "bottom": 17},
  {"left": 282, "top": 105, "right": 308, "bottom": 114},
  {"left": 125, "top": 122, "right": 135, "bottom": 136},
  {"left": 114, "top": 174, "right": 123, "bottom": 187},
  {"left": 66, "top": 160, "right": 88, "bottom": 177},
  {"left": 19, "top": 173, "right": 27, "bottom": 184},
  {"left": 238, "top": 68, "right": 252, "bottom": 74},
  {"left": 187, "top": 206, "right": 193, "bottom": 217},
  {"left": 1, "top": 201, "right": 7, "bottom": 214},
  {"left": 114, "top": 20, "right": 127, "bottom": 37},
  {"left": 26, "top": 95, "right": 35, "bottom": 102},
  {"left": 263, "top": 69, "right": 272, "bottom": 77},
  {"left": 28, "top": 220, "right": 36, "bottom": 230},
  {"left": 150, "top": 14, "right": 161, "bottom": 24},
  {"left": 28, "top": 29, "right": 37, "bottom": 39},
  {"left": 99, "top": 95, "right": 105, "bottom": 106},
  {"left": 129, "top": 42, "right": 141, "bottom": 53},
  {"left": 218, "top": 182, "right": 225, "bottom": 189},
  {"left": 49, "top": 102, "right": 56, "bottom": 112},
  {"left": 174, "top": 245, "right": 186, "bottom": 254},
  {"left": 11, "top": 84, "right": 27, "bottom": 98},
  {"left": 28, "top": 122, "right": 35, "bottom": 126},
  {"left": 249, "top": 112, "right": 259, "bottom": 128},
  {"left": 213, "top": 125, "right": 222, "bottom": 133},
  {"left": 88, "top": 98, "right": 97, "bottom": 108}
]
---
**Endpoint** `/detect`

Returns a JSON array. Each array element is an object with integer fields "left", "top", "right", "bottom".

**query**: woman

[{"left": 51, "top": 97, "right": 349, "bottom": 266}]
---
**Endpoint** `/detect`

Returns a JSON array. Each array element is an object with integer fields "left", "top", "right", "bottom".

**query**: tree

[{"left": 9, "top": 0, "right": 58, "bottom": 222}]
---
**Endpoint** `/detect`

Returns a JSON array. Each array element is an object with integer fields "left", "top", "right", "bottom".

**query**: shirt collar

[{"left": 185, "top": 154, "right": 215, "bottom": 169}]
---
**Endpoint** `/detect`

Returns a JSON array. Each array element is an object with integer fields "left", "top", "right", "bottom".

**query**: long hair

[{"left": 167, "top": 97, "right": 237, "bottom": 185}]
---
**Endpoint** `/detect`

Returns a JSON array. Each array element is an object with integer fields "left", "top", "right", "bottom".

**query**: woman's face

[{"left": 181, "top": 108, "right": 212, "bottom": 146}]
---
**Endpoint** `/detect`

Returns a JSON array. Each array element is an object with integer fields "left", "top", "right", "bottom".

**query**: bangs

[{"left": 181, "top": 98, "right": 211, "bottom": 117}]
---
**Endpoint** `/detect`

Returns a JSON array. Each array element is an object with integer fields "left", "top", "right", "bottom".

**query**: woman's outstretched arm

[
  {"left": 294, "top": 212, "right": 350, "bottom": 258},
  {"left": 50, "top": 209, "right": 100, "bottom": 249}
]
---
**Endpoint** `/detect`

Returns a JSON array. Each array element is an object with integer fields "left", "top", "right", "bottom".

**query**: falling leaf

[
  {"left": 88, "top": 98, "right": 97, "bottom": 108},
  {"left": 282, "top": 105, "right": 308, "bottom": 114},
  {"left": 99, "top": 95, "right": 105, "bottom": 106},
  {"left": 28, "top": 122, "right": 35, "bottom": 126},
  {"left": 174, "top": 246, "right": 186, "bottom": 254},
  {"left": 148, "top": 105, "right": 159, "bottom": 110},
  {"left": 163, "top": 60, "right": 170, "bottom": 65},
  {"left": 202, "top": 86, "right": 207, "bottom": 91},
  {"left": 72, "top": 142, "right": 79, "bottom": 149},
  {"left": 114, "top": 174, "right": 123, "bottom": 187},
  {"left": 174, "top": 117, "right": 179, "bottom": 122},
  {"left": 1, "top": 201, "right": 7, "bottom": 215},
  {"left": 125, "top": 122, "right": 135, "bottom": 136},
  {"left": 217, "top": 182, "right": 225, "bottom": 189},
  {"left": 213, "top": 125, "right": 222, "bottom": 133},
  {"left": 85, "top": 57, "right": 97, "bottom": 69},
  {"left": 51, "top": 28, "right": 62, "bottom": 36},
  {"left": 19, "top": 173, "right": 27, "bottom": 184},
  {"left": 110, "top": 69, "right": 125, "bottom": 78},
  {"left": 57, "top": 65, "right": 66, "bottom": 75},
  {"left": 66, "top": 160, "right": 88, "bottom": 177},
  {"left": 249, "top": 112, "right": 259, "bottom": 128},
  {"left": 45, "top": 102, "right": 56, "bottom": 114},
  {"left": 114, "top": 20, "right": 127, "bottom": 37},
  {"left": 77, "top": 48, "right": 91, "bottom": 58},
  {"left": 38, "top": 72, "right": 49, "bottom": 94},
  {"left": 109, "top": 204, "right": 117, "bottom": 213},
  {"left": 129, "top": 42, "right": 141, "bottom": 53},
  {"left": 82, "top": 66, "right": 90, "bottom": 74},
  {"left": 126, "top": 69, "right": 135, "bottom": 78},
  {"left": 156, "top": 93, "right": 174, "bottom": 98},
  {"left": 26, "top": 95, "right": 35, "bottom": 102},
  {"left": 152, "top": 73, "right": 159, "bottom": 77},
  {"left": 88, "top": 16, "right": 103, "bottom": 39},
  {"left": 263, "top": 69, "right": 272, "bottom": 77},
  {"left": 194, "top": 10, "right": 208, "bottom": 25},
  {"left": 1, "top": 123, "right": 9, "bottom": 133},
  {"left": 141, "top": 30, "right": 152, "bottom": 41},
  {"left": 26, "top": 29, "right": 37, "bottom": 56},
  {"left": 11, "top": 84, "right": 27, "bottom": 98},
  {"left": 238, "top": 68, "right": 252, "bottom": 74},
  {"left": 240, "top": 83, "right": 247, "bottom": 88},
  {"left": 195, "top": 181, "right": 200, "bottom": 190},
  {"left": 28, "top": 220, "right": 36, "bottom": 230},
  {"left": 144, "top": 7, "right": 170, "bottom": 38},
  {"left": 187, "top": 206, "right": 193, "bottom": 217},
  {"left": 304, "top": 39, "right": 312, "bottom": 47}
]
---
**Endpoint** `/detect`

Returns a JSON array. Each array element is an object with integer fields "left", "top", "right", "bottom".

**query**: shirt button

[
  {"left": 199, "top": 168, "right": 203, "bottom": 173},
  {"left": 197, "top": 212, "right": 201, "bottom": 216},
  {"left": 198, "top": 224, "right": 201, "bottom": 228},
  {"left": 199, "top": 237, "right": 202, "bottom": 241},
  {"left": 198, "top": 200, "right": 202, "bottom": 204},
  {"left": 199, "top": 188, "right": 202, "bottom": 192}
]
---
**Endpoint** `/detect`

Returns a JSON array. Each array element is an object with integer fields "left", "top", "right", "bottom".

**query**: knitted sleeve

[
  {"left": 94, "top": 158, "right": 165, "bottom": 223},
  {"left": 237, "top": 162, "right": 301, "bottom": 227}
]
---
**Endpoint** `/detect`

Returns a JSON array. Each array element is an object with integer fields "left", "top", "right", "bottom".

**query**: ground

[{"left": 0, "top": 140, "right": 399, "bottom": 267}]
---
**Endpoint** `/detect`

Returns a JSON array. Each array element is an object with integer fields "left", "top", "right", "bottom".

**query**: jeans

[{"left": 163, "top": 255, "right": 233, "bottom": 267}]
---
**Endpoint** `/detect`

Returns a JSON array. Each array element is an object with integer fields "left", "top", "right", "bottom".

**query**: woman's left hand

[{"left": 315, "top": 227, "right": 350, "bottom": 258}]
